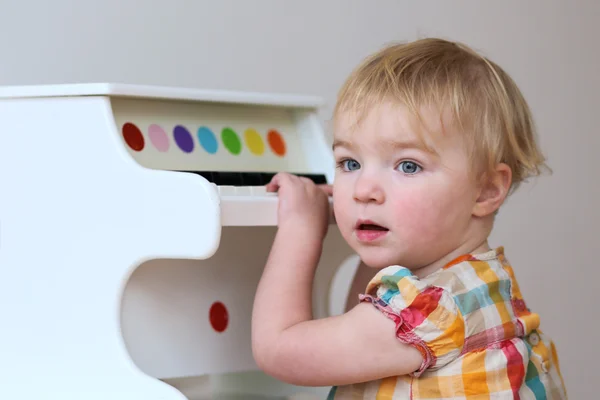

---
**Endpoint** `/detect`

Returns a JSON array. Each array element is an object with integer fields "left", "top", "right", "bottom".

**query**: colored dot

[
  {"left": 221, "top": 127, "right": 241, "bottom": 155},
  {"left": 173, "top": 125, "right": 194, "bottom": 153},
  {"left": 209, "top": 301, "right": 229, "bottom": 333},
  {"left": 122, "top": 122, "right": 144, "bottom": 151},
  {"left": 148, "top": 124, "right": 169, "bottom": 152},
  {"left": 267, "top": 129, "right": 286, "bottom": 157},
  {"left": 244, "top": 128, "right": 265, "bottom": 155},
  {"left": 197, "top": 126, "right": 218, "bottom": 154}
]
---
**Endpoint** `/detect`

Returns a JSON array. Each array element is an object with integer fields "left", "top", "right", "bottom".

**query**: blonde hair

[{"left": 333, "top": 38, "right": 549, "bottom": 194}]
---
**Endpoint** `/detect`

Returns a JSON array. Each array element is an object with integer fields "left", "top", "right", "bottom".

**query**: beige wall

[{"left": 2, "top": 0, "right": 596, "bottom": 397}]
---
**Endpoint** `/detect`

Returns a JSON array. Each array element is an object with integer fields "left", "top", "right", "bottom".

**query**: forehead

[{"left": 333, "top": 101, "right": 454, "bottom": 152}]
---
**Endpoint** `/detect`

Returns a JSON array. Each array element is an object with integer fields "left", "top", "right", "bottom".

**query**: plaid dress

[{"left": 328, "top": 247, "right": 567, "bottom": 399}]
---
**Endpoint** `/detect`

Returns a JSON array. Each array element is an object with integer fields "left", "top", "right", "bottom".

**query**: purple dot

[{"left": 173, "top": 125, "right": 194, "bottom": 153}]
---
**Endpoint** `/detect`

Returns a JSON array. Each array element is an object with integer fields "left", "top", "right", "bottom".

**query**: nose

[{"left": 353, "top": 172, "right": 385, "bottom": 204}]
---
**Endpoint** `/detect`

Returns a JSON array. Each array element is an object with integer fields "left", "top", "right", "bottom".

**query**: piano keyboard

[
  {"left": 178, "top": 171, "right": 334, "bottom": 226},
  {"left": 180, "top": 170, "right": 327, "bottom": 187},
  {"left": 180, "top": 170, "right": 327, "bottom": 195}
]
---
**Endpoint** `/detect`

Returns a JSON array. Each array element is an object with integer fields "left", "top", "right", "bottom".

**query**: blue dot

[{"left": 198, "top": 126, "right": 218, "bottom": 154}]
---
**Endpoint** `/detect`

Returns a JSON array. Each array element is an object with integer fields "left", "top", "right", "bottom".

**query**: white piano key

[
  {"left": 250, "top": 186, "right": 268, "bottom": 196},
  {"left": 234, "top": 186, "right": 253, "bottom": 196},
  {"left": 217, "top": 186, "right": 236, "bottom": 196},
  {"left": 214, "top": 185, "right": 280, "bottom": 197}
]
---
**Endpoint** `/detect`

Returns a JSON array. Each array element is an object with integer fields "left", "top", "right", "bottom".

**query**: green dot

[{"left": 221, "top": 127, "right": 242, "bottom": 155}]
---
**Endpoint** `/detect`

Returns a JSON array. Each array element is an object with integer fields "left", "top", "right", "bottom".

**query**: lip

[
  {"left": 354, "top": 219, "right": 389, "bottom": 243},
  {"left": 353, "top": 219, "right": 386, "bottom": 229}
]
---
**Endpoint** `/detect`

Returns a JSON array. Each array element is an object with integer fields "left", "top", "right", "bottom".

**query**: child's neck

[
  {"left": 411, "top": 219, "right": 494, "bottom": 279},
  {"left": 411, "top": 239, "right": 491, "bottom": 279}
]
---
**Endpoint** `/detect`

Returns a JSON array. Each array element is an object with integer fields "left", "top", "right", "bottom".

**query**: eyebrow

[
  {"left": 331, "top": 139, "right": 352, "bottom": 151},
  {"left": 332, "top": 138, "right": 436, "bottom": 154}
]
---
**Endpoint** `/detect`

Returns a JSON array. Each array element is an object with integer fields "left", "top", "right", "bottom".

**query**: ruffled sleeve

[{"left": 359, "top": 265, "right": 465, "bottom": 376}]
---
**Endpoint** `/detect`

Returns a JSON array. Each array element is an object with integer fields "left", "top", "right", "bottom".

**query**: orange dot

[{"left": 267, "top": 129, "right": 286, "bottom": 157}]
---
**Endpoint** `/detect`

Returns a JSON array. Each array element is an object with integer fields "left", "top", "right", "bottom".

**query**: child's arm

[{"left": 252, "top": 173, "right": 423, "bottom": 387}]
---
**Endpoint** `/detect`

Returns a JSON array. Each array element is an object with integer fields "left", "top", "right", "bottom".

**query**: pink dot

[{"left": 148, "top": 124, "right": 169, "bottom": 152}]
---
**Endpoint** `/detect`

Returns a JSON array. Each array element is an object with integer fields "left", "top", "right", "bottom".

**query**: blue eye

[
  {"left": 340, "top": 159, "right": 360, "bottom": 171},
  {"left": 398, "top": 161, "right": 421, "bottom": 174}
]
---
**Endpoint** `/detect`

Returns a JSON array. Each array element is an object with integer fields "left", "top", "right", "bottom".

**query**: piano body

[{"left": 0, "top": 83, "right": 361, "bottom": 399}]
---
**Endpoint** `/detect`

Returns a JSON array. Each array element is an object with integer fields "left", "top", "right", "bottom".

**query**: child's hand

[{"left": 265, "top": 172, "right": 331, "bottom": 238}]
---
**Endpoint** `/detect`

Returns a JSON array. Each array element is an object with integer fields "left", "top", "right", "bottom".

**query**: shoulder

[
  {"left": 423, "top": 248, "right": 514, "bottom": 305},
  {"left": 363, "top": 264, "right": 462, "bottom": 311},
  {"left": 359, "top": 265, "right": 466, "bottom": 375},
  {"left": 363, "top": 265, "right": 458, "bottom": 323}
]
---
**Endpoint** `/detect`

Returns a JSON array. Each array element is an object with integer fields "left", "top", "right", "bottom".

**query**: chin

[{"left": 355, "top": 249, "right": 401, "bottom": 270}]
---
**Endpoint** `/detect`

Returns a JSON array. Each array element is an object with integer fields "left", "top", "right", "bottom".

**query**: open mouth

[
  {"left": 355, "top": 221, "right": 389, "bottom": 231},
  {"left": 354, "top": 220, "right": 389, "bottom": 242}
]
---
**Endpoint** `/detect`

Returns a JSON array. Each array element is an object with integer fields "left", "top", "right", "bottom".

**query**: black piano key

[
  {"left": 260, "top": 173, "right": 276, "bottom": 185},
  {"left": 296, "top": 173, "right": 327, "bottom": 184},
  {"left": 240, "top": 173, "right": 264, "bottom": 186},
  {"left": 177, "top": 171, "right": 327, "bottom": 186},
  {"left": 213, "top": 172, "right": 242, "bottom": 186},
  {"left": 196, "top": 171, "right": 214, "bottom": 182}
]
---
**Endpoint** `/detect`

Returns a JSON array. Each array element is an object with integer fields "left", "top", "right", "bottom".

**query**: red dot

[
  {"left": 209, "top": 301, "right": 229, "bottom": 333},
  {"left": 267, "top": 129, "right": 286, "bottom": 157},
  {"left": 122, "top": 122, "right": 145, "bottom": 151}
]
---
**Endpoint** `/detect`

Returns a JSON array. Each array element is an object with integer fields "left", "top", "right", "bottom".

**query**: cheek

[
  {"left": 332, "top": 188, "right": 352, "bottom": 224},
  {"left": 388, "top": 183, "right": 471, "bottom": 238},
  {"left": 332, "top": 185, "right": 356, "bottom": 237}
]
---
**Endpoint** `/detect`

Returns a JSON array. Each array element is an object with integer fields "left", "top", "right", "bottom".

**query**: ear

[{"left": 472, "top": 163, "right": 512, "bottom": 217}]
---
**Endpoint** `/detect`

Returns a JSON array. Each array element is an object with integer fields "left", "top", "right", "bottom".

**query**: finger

[
  {"left": 265, "top": 176, "right": 280, "bottom": 192},
  {"left": 265, "top": 172, "right": 291, "bottom": 192}
]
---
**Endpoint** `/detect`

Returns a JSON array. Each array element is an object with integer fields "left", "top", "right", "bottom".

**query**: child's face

[{"left": 332, "top": 101, "right": 482, "bottom": 273}]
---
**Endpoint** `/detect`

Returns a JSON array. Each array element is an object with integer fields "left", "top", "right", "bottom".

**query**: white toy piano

[{"left": 0, "top": 83, "right": 361, "bottom": 399}]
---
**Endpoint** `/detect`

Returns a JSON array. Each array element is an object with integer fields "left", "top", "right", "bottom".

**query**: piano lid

[{"left": 0, "top": 82, "right": 323, "bottom": 109}]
